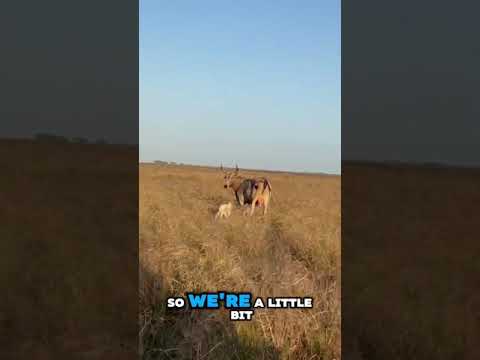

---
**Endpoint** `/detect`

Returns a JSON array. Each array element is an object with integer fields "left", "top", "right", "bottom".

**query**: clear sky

[{"left": 140, "top": 1, "right": 340, "bottom": 174}]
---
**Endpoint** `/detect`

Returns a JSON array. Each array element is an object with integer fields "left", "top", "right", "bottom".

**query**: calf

[
  {"left": 249, "top": 178, "right": 273, "bottom": 216},
  {"left": 215, "top": 202, "right": 233, "bottom": 220}
]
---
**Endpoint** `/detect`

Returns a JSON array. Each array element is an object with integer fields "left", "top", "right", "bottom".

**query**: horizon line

[{"left": 140, "top": 160, "right": 340, "bottom": 176}]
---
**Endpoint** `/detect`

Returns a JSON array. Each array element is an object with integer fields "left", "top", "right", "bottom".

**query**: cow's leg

[
  {"left": 238, "top": 192, "right": 245, "bottom": 206},
  {"left": 263, "top": 195, "right": 270, "bottom": 215}
]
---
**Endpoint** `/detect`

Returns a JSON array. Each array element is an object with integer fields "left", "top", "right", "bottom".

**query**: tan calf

[
  {"left": 249, "top": 178, "right": 273, "bottom": 216},
  {"left": 215, "top": 202, "right": 233, "bottom": 220}
]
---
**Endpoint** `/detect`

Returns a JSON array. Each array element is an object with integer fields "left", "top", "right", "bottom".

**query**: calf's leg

[{"left": 250, "top": 199, "right": 257, "bottom": 216}]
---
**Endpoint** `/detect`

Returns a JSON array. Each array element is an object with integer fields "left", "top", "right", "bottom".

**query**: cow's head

[{"left": 221, "top": 164, "right": 239, "bottom": 189}]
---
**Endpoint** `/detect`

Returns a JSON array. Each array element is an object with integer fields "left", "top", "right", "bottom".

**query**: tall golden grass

[
  {"left": 1, "top": 140, "right": 138, "bottom": 359},
  {"left": 140, "top": 164, "right": 341, "bottom": 359},
  {"left": 342, "top": 162, "right": 480, "bottom": 360}
]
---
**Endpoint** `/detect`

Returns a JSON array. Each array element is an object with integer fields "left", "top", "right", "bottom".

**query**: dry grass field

[
  {"left": 139, "top": 164, "right": 341, "bottom": 359},
  {"left": 343, "top": 162, "right": 480, "bottom": 360},
  {"left": 1, "top": 139, "right": 138, "bottom": 359}
]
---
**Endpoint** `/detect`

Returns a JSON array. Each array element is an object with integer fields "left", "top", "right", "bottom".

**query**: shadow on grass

[
  {"left": 342, "top": 163, "right": 480, "bottom": 360},
  {"left": 0, "top": 138, "right": 138, "bottom": 359},
  {"left": 139, "top": 264, "right": 280, "bottom": 360}
]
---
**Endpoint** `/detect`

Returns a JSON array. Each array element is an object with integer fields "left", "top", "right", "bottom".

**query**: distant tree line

[
  {"left": 154, "top": 160, "right": 184, "bottom": 166},
  {"left": 34, "top": 133, "right": 108, "bottom": 145},
  {"left": 34, "top": 133, "right": 69, "bottom": 143}
]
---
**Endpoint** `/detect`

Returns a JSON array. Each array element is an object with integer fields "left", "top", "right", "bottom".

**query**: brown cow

[
  {"left": 220, "top": 164, "right": 272, "bottom": 216},
  {"left": 249, "top": 177, "right": 273, "bottom": 216}
]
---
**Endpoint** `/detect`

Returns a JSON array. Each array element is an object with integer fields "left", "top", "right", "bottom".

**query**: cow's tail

[
  {"left": 260, "top": 178, "right": 273, "bottom": 204},
  {"left": 267, "top": 179, "right": 275, "bottom": 203},
  {"left": 262, "top": 178, "right": 272, "bottom": 193}
]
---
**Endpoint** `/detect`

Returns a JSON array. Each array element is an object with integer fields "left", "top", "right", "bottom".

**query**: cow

[
  {"left": 221, "top": 164, "right": 272, "bottom": 215},
  {"left": 221, "top": 164, "right": 257, "bottom": 206},
  {"left": 249, "top": 177, "right": 273, "bottom": 216}
]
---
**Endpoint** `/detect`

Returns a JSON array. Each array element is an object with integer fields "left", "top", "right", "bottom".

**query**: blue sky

[{"left": 140, "top": 1, "right": 340, "bottom": 173}]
